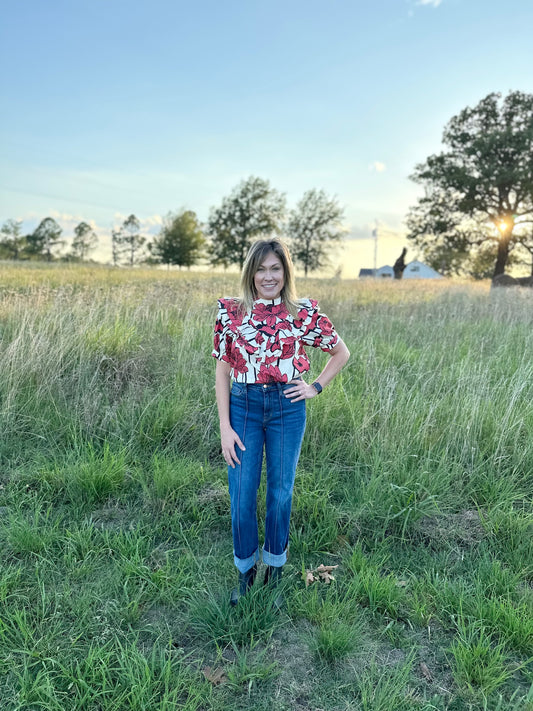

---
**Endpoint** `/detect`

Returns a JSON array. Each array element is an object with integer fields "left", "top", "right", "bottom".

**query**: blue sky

[{"left": 1, "top": 0, "right": 532, "bottom": 276}]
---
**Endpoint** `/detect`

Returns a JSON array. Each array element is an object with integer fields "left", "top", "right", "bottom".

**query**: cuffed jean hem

[
  {"left": 234, "top": 548, "right": 260, "bottom": 574},
  {"left": 262, "top": 547, "right": 287, "bottom": 568}
]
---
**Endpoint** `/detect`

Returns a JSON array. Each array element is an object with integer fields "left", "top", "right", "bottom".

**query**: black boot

[
  {"left": 263, "top": 565, "right": 283, "bottom": 586},
  {"left": 230, "top": 564, "right": 257, "bottom": 606},
  {"left": 263, "top": 565, "right": 283, "bottom": 611}
]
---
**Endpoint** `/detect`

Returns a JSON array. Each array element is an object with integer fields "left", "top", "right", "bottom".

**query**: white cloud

[
  {"left": 49, "top": 210, "right": 85, "bottom": 224},
  {"left": 113, "top": 213, "right": 163, "bottom": 234},
  {"left": 417, "top": 0, "right": 443, "bottom": 7},
  {"left": 368, "top": 161, "right": 387, "bottom": 173},
  {"left": 46, "top": 211, "right": 105, "bottom": 238}
]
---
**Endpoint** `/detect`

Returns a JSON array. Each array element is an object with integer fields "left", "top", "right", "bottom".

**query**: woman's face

[{"left": 254, "top": 251, "right": 285, "bottom": 300}]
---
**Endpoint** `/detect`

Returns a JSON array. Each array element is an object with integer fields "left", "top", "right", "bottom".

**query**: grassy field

[{"left": 0, "top": 262, "right": 531, "bottom": 711}]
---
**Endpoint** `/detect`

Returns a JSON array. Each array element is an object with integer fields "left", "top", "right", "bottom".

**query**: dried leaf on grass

[
  {"left": 305, "top": 571, "right": 317, "bottom": 587},
  {"left": 318, "top": 570, "right": 336, "bottom": 584},
  {"left": 202, "top": 666, "right": 227, "bottom": 685},
  {"left": 420, "top": 662, "right": 433, "bottom": 682},
  {"left": 315, "top": 564, "right": 338, "bottom": 573},
  {"left": 304, "top": 563, "right": 339, "bottom": 586}
]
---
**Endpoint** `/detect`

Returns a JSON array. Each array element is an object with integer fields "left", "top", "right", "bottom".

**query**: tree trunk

[{"left": 492, "top": 233, "right": 511, "bottom": 278}]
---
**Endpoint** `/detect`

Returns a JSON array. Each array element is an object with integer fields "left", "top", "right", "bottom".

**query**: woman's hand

[
  {"left": 284, "top": 380, "right": 318, "bottom": 402},
  {"left": 285, "top": 340, "right": 350, "bottom": 403},
  {"left": 220, "top": 424, "right": 246, "bottom": 468}
]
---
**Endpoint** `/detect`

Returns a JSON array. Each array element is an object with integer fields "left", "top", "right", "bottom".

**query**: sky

[{"left": 1, "top": 0, "right": 533, "bottom": 278}]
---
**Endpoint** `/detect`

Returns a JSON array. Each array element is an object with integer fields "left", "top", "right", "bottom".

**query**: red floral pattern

[
  {"left": 212, "top": 296, "right": 338, "bottom": 383},
  {"left": 257, "top": 364, "right": 288, "bottom": 384}
]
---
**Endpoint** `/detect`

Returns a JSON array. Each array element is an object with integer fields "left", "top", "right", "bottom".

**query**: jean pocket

[{"left": 231, "top": 382, "right": 246, "bottom": 397}]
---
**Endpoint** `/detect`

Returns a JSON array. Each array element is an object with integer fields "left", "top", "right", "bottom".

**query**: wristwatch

[{"left": 312, "top": 381, "right": 323, "bottom": 395}]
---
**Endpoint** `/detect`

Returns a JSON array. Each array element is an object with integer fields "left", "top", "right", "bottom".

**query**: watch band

[{"left": 312, "top": 381, "right": 323, "bottom": 394}]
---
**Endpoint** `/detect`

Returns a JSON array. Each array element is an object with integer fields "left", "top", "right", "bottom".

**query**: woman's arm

[
  {"left": 285, "top": 338, "right": 350, "bottom": 401},
  {"left": 215, "top": 360, "right": 245, "bottom": 468}
]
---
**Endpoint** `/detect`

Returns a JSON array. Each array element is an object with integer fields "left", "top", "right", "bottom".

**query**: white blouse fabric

[{"left": 212, "top": 296, "right": 339, "bottom": 383}]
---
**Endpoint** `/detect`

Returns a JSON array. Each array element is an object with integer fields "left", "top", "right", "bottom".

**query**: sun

[{"left": 497, "top": 220, "right": 508, "bottom": 233}]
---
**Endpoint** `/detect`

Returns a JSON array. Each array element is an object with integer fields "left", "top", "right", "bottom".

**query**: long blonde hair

[{"left": 239, "top": 239, "right": 300, "bottom": 316}]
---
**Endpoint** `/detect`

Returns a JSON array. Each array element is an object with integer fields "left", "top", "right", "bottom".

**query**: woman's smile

[{"left": 254, "top": 252, "right": 285, "bottom": 300}]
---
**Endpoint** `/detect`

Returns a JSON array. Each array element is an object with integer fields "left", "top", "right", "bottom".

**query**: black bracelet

[{"left": 312, "top": 381, "right": 323, "bottom": 395}]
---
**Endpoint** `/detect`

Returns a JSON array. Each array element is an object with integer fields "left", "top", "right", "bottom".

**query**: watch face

[{"left": 313, "top": 382, "right": 322, "bottom": 393}]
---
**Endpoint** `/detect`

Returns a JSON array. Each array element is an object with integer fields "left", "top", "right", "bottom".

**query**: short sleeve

[
  {"left": 299, "top": 299, "right": 339, "bottom": 352},
  {"left": 212, "top": 299, "right": 231, "bottom": 362}
]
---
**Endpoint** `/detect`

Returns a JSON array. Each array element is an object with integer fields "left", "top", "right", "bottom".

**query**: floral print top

[{"left": 212, "top": 296, "right": 339, "bottom": 383}]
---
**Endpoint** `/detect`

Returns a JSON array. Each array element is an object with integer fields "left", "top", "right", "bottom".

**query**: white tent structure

[{"left": 403, "top": 260, "right": 443, "bottom": 279}]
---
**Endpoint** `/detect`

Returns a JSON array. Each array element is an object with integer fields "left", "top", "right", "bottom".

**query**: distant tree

[
  {"left": 111, "top": 228, "right": 122, "bottom": 267},
  {"left": 287, "top": 189, "right": 345, "bottom": 277},
  {"left": 407, "top": 91, "right": 533, "bottom": 279},
  {"left": 112, "top": 215, "right": 145, "bottom": 266},
  {"left": 71, "top": 221, "right": 98, "bottom": 260},
  {"left": 0, "top": 219, "right": 25, "bottom": 259},
  {"left": 26, "top": 217, "right": 63, "bottom": 261},
  {"left": 393, "top": 247, "right": 407, "bottom": 279},
  {"left": 149, "top": 210, "right": 205, "bottom": 268},
  {"left": 208, "top": 176, "right": 286, "bottom": 269},
  {"left": 122, "top": 214, "right": 145, "bottom": 266}
]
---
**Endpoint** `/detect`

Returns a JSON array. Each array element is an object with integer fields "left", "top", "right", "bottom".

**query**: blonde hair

[{"left": 239, "top": 239, "right": 300, "bottom": 316}]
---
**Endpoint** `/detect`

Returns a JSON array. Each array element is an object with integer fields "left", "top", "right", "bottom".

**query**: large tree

[
  {"left": 287, "top": 189, "right": 345, "bottom": 277},
  {"left": 149, "top": 210, "right": 205, "bottom": 268},
  {"left": 406, "top": 91, "right": 533, "bottom": 278},
  {"left": 71, "top": 221, "right": 98, "bottom": 261},
  {"left": 26, "top": 217, "right": 64, "bottom": 261},
  {"left": 208, "top": 176, "right": 286, "bottom": 269}
]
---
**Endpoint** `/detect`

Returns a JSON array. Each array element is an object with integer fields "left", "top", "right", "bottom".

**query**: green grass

[
  {"left": 448, "top": 622, "right": 516, "bottom": 699},
  {"left": 310, "top": 620, "right": 359, "bottom": 663},
  {"left": 0, "top": 262, "right": 532, "bottom": 709}
]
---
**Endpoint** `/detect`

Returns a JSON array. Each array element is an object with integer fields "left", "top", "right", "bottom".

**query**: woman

[{"left": 212, "top": 239, "right": 350, "bottom": 605}]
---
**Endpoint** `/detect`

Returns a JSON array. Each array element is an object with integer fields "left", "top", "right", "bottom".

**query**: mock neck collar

[{"left": 253, "top": 296, "right": 282, "bottom": 306}]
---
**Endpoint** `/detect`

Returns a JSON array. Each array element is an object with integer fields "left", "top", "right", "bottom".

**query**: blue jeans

[{"left": 228, "top": 381, "right": 307, "bottom": 573}]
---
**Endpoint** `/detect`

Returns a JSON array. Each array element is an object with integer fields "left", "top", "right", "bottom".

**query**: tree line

[
  {"left": 3, "top": 90, "right": 531, "bottom": 279},
  {"left": 0, "top": 183, "right": 345, "bottom": 276}
]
